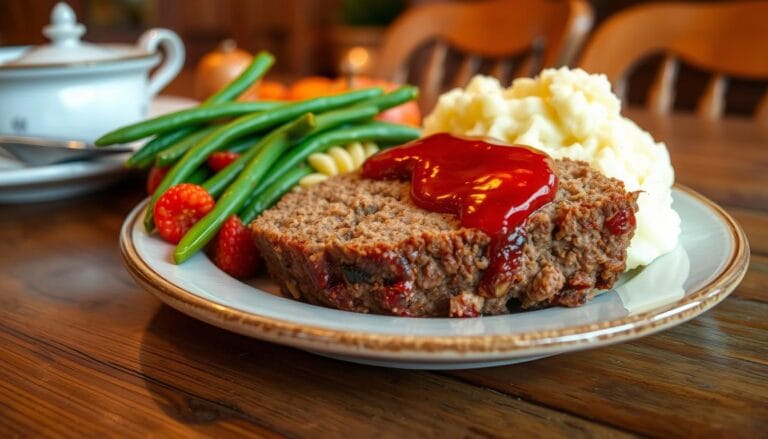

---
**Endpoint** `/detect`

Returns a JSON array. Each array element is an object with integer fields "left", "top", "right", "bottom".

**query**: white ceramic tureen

[{"left": 0, "top": 2, "right": 185, "bottom": 142}]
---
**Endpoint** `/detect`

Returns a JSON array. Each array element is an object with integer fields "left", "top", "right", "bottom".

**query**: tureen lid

[{"left": 5, "top": 2, "right": 147, "bottom": 66}]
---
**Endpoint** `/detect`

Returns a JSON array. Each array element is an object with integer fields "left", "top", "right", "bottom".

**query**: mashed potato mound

[{"left": 423, "top": 68, "right": 680, "bottom": 269}]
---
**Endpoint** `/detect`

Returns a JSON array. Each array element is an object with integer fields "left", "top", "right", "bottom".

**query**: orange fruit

[
  {"left": 289, "top": 76, "right": 343, "bottom": 100},
  {"left": 239, "top": 80, "right": 289, "bottom": 101},
  {"left": 194, "top": 40, "right": 253, "bottom": 101}
]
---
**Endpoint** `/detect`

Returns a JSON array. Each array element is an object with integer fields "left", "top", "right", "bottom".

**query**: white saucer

[
  {"left": 120, "top": 186, "right": 749, "bottom": 369},
  {"left": 0, "top": 95, "right": 196, "bottom": 203}
]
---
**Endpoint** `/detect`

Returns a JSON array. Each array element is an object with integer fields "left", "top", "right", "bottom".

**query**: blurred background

[
  {"left": 0, "top": 0, "right": 671, "bottom": 76},
  {"left": 1, "top": 0, "right": 763, "bottom": 115}
]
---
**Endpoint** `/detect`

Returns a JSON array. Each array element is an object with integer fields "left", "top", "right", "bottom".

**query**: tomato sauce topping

[{"left": 361, "top": 133, "right": 558, "bottom": 297}]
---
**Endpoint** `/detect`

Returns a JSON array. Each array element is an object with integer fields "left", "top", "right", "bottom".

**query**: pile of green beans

[
  {"left": 201, "top": 104, "right": 380, "bottom": 197},
  {"left": 95, "top": 101, "right": 282, "bottom": 146},
  {"left": 96, "top": 51, "right": 421, "bottom": 264}
]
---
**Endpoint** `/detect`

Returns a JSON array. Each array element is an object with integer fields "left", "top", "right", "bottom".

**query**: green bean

[
  {"left": 239, "top": 166, "right": 312, "bottom": 224},
  {"left": 205, "top": 51, "right": 275, "bottom": 105},
  {"left": 227, "top": 134, "right": 263, "bottom": 154},
  {"left": 126, "top": 127, "right": 196, "bottom": 169},
  {"left": 95, "top": 101, "right": 282, "bottom": 146},
  {"left": 245, "top": 121, "right": 420, "bottom": 204},
  {"left": 196, "top": 86, "right": 416, "bottom": 196},
  {"left": 106, "top": 52, "right": 274, "bottom": 171},
  {"left": 201, "top": 104, "right": 379, "bottom": 198},
  {"left": 349, "top": 85, "right": 418, "bottom": 113},
  {"left": 155, "top": 126, "right": 218, "bottom": 168},
  {"left": 187, "top": 166, "right": 211, "bottom": 185},
  {"left": 124, "top": 85, "right": 414, "bottom": 168},
  {"left": 234, "top": 86, "right": 421, "bottom": 218},
  {"left": 173, "top": 114, "right": 317, "bottom": 263},
  {"left": 143, "top": 87, "right": 382, "bottom": 231},
  {"left": 198, "top": 149, "right": 252, "bottom": 198}
]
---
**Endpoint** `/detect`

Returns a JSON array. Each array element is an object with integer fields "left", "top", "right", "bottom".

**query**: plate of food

[
  {"left": 122, "top": 184, "right": 746, "bottom": 369},
  {"left": 114, "top": 59, "right": 749, "bottom": 369},
  {"left": 0, "top": 95, "right": 196, "bottom": 203}
]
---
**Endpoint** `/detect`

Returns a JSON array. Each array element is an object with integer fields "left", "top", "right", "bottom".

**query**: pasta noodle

[
  {"left": 297, "top": 173, "right": 328, "bottom": 188},
  {"left": 327, "top": 146, "right": 355, "bottom": 173},
  {"left": 299, "top": 142, "right": 380, "bottom": 188}
]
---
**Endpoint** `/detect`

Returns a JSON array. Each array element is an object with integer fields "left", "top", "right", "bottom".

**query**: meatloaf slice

[{"left": 250, "top": 158, "right": 638, "bottom": 317}]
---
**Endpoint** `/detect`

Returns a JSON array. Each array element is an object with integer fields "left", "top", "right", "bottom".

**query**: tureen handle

[{"left": 138, "top": 29, "right": 185, "bottom": 98}]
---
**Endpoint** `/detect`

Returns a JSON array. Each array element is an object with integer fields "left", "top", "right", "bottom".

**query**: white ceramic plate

[
  {"left": 0, "top": 95, "right": 196, "bottom": 203},
  {"left": 121, "top": 186, "right": 749, "bottom": 369}
]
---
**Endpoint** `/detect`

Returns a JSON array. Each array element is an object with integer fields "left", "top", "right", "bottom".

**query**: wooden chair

[
  {"left": 375, "top": 0, "right": 594, "bottom": 111},
  {"left": 579, "top": 1, "right": 768, "bottom": 121}
]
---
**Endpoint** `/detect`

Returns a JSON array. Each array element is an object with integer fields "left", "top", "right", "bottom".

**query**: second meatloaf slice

[{"left": 250, "top": 158, "right": 638, "bottom": 317}]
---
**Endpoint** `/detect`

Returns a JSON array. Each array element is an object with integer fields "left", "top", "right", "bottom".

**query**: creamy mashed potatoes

[{"left": 423, "top": 68, "right": 680, "bottom": 269}]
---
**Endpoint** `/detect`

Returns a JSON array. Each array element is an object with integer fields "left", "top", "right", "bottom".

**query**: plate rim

[
  {"left": 0, "top": 155, "right": 128, "bottom": 185},
  {"left": 120, "top": 184, "right": 749, "bottom": 358}
]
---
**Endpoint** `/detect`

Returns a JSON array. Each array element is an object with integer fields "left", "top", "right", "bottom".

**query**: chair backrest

[
  {"left": 375, "top": 0, "right": 593, "bottom": 111},
  {"left": 579, "top": 1, "right": 768, "bottom": 121}
]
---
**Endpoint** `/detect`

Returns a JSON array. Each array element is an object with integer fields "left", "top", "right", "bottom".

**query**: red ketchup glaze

[{"left": 361, "top": 133, "right": 558, "bottom": 298}]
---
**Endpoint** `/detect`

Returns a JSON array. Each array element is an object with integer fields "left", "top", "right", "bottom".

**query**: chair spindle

[
  {"left": 756, "top": 90, "right": 768, "bottom": 125},
  {"left": 697, "top": 75, "right": 728, "bottom": 120},
  {"left": 422, "top": 41, "right": 449, "bottom": 111},
  {"left": 648, "top": 55, "right": 679, "bottom": 115},
  {"left": 453, "top": 55, "right": 481, "bottom": 89},
  {"left": 486, "top": 58, "right": 510, "bottom": 85}
]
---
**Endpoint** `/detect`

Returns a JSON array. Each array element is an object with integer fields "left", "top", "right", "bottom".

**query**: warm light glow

[
  {"left": 469, "top": 193, "right": 486, "bottom": 203},
  {"left": 346, "top": 46, "right": 370, "bottom": 71},
  {"left": 66, "top": 140, "right": 85, "bottom": 149},
  {"left": 473, "top": 177, "right": 503, "bottom": 191}
]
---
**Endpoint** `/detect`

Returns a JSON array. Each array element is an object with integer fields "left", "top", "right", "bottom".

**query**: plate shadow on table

[
  {"left": 133, "top": 280, "right": 765, "bottom": 437},
  {"left": 137, "top": 305, "right": 616, "bottom": 435},
  {"left": 138, "top": 305, "right": 292, "bottom": 425},
  {"left": 137, "top": 304, "right": 426, "bottom": 427},
  {"left": 134, "top": 300, "right": 758, "bottom": 437}
]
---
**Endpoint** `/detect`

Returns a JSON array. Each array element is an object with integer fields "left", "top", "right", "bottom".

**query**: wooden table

[{"left": 1, "top": 110, "right": 766, "bottom": 437}]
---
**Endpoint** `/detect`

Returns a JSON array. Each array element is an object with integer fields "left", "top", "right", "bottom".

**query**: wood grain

[
  {"left": 627, "top": 111, "right": 768, "bottom": 212},
  {"left": 737, "top": 254, "right": 768, "bottom": 303},
  {"left": 0, "top": 325, "right": 279, "bottom": 438},
  {"left": 729, "top": 208, "right": 768, "bottom": 256},
  {"left": 447, "top": 298, "right": 768, "bottom": 438},
  {"left": 0, "top": 261, "right": 633, "bottom": 437},
  {"left": 1, "top": 111, "right": 766, "bottom": 436}
]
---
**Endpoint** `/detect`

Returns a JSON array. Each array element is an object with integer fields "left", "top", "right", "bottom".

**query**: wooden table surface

[{"left": 1, "top": 109, "right": 766, "bottom": 438}]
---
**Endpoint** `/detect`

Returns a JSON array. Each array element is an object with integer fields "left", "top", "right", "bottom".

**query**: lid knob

[{"left": 43, "top": 2, "right": 85, "bottom": 47}]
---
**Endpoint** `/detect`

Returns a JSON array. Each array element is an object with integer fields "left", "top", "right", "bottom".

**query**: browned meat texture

[{"left": 250, "top": 158, "right": 638, "bottom": 317}]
